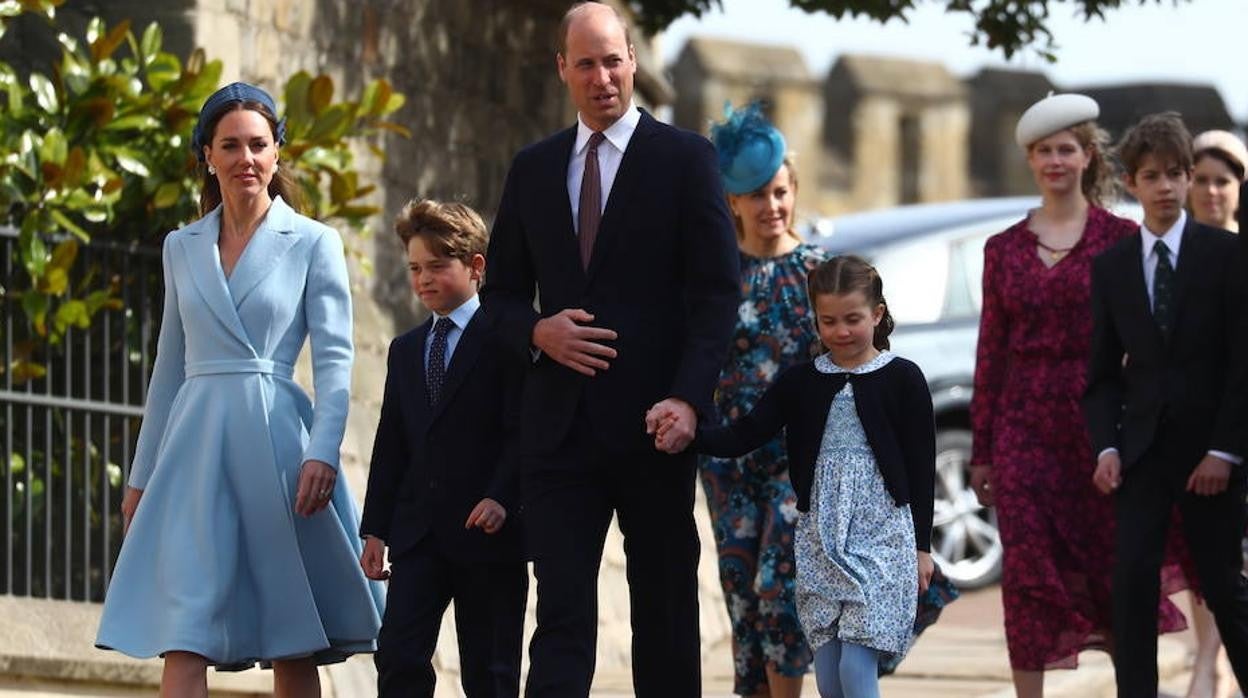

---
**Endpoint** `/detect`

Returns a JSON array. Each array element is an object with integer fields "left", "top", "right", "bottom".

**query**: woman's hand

[
  {"left": 970, "top": 464, "right": 993, "bottom": 506},
  {"left": 295, "top": 460, "right": 337, "bottom": 517},
  {"left": 917, "top": 550, "right": 934, "bottom": 594},
  {"left": 121, "top": 487, "right": 143, "bottom": 535}
]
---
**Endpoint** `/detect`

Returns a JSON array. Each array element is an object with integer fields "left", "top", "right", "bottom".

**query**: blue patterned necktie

[
  {"left": 1152, "top": 240, "right": 1175, "bottom": 335},
  {"left": 426, "top": 317, "right": 454, "bottom": 405}
]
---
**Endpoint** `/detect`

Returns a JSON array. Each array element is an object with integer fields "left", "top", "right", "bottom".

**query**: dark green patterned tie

[{"left": 1152, "top": 240, "right": 1175, "bottom": 335}]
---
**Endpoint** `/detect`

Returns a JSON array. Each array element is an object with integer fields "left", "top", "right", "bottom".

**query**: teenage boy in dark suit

[
  {"left": 1084, "top": 112, "right": 1248, "bottom": 697},
  {"left": 360, "top": 199, "right": 526, "bottom": 698}
]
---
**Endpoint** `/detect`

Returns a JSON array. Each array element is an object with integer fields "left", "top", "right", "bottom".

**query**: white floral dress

[{"left": 795, "top": 351, "right": 917, "bottom": 657}]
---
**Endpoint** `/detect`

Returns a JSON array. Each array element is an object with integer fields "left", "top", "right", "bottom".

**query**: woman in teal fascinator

[{"left": 699, "top": 102, "right": 825, "bottom": 698}]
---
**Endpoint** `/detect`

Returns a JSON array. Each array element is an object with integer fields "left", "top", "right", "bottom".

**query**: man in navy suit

[
  {"left": 360, "top": 199, "right": 526, "bottom": 698},
  {"left": 481, "top": 3, "right": 740, "bottom": 696}
]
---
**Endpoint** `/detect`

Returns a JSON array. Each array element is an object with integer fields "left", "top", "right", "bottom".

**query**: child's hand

[
  {"left": 917, "top": 550, "right": 934, "bottom": 594},
  {"left": 1093, "top": 451, "right": 1122, "bottom": 495},
  {"left": 1187, "top": 453, "right": 1232, "bottom": 496},
  {"left": 360, "top": 535, "right": 389, "bottom": 581},
  {"left": 465, "top": 498, "right": 507, "bottom": 534}
]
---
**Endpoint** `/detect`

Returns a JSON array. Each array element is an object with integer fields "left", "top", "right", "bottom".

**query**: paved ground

[{"left": 592, "top": 585, "right": 1240, "bottom": 698}]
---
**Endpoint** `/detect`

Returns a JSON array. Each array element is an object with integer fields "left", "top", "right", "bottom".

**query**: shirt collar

[
  {"left": 575, "top": 102, "right": 640, "bottom": 155},
  {"left": 431, "top": 293, "right": 480, "bottom": 330},
  {"left": 1140, "top": 210, "right": 1186, "bottom": 261}
]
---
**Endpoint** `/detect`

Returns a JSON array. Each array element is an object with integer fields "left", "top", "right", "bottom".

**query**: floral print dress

[
  {"left": 699, "top": 242, "right": 826, "bottom": 693},
  {"left": 970, "top": 207, "right": 1189, "bottom": 670}
]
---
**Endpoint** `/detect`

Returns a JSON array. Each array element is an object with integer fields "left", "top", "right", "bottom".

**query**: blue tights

[{"left": 813, "top": 640, "right": 880, "bottom": 698}]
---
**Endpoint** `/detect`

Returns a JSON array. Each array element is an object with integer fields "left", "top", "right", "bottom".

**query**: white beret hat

[
  {"left": 1015, "top": 92, "right": 1100, "bottom": 148},
  {"left": 1192, "top": 129, "right": 1248, "bottom": 181}
]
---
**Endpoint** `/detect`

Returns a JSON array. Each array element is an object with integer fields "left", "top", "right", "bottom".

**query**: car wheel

[{"left": 929, "top": 428, "right": 1002, "bottom": 589}]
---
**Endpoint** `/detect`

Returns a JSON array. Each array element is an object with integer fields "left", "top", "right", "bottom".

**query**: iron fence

[{"left": 1, "top": 227, "right": 161, "bottom": 601}]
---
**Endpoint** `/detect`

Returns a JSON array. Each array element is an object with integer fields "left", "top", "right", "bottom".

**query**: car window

[{"left": 868, "top": 237, "right": 950, "bottom": 325}]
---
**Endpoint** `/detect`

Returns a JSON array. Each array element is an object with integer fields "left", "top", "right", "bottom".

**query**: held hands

[
  {"left": 532, "top": 309, "right": 618, "bottom": 376},
  {"left": 1187, "top": 454, "right": 1232, "bottom": 496},
  {"left": 917, "top": 550, "right": 934, "bottom": 595},
  {"left": 360, "top": 535, "right": 390, "bottom": 581},
  {"left": 464, "top": 498, "right": 507, "bottom": 534},
  {"left": 121, "top": 486, "right": 143, "bottom": 535},
  {"left": 644, "top": 398, "right": 697, "bottom": 454},
  {"left": 969, "top": 465, "right": 993, "bottom": 507},
  {"left": 1092, "top": 451, "right": 1123, "bottom": 495},
  {"left": 295, "top": 459, "right": 336, "bottom": 517}
]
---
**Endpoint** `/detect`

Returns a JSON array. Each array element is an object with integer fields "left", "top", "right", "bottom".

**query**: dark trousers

[
  {"left": 1112, "top": 437, "right": 1248, "bottom": 697},
  {"left": 521, "top": 420, "right": 702, "bottom": 697},
  {"left": 374, "top": 537, "right": 528, "bottom": 698}
]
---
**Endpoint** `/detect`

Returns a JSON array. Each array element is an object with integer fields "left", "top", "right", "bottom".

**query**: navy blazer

[
  {"left": 359, "top": 307, "right": 523, "bottom": 563},
  {"left": 1084, "top": 220, "right": 1248, "bottom": 468},
  {"left": 482, "top": 110, "right": 740, "bottom": 456},
  {"left": 694, "top": 357, "right": 937, "bottom": 552}
]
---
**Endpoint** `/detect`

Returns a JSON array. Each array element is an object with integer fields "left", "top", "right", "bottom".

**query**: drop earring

[
  {"left": 207, "top": 165, "right": 216, "bottom": 175},
  {"left": 273, "top": 163, "right": 279, "bottom": 174}
]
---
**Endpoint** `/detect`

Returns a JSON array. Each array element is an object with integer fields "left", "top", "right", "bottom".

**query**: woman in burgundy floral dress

[{"left": 969, "top": 94, "right": 1188, "bottom": 697}]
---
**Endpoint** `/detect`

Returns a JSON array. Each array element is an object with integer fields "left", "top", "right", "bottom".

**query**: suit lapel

[
  {"left": 428, "top": 311, "right": 486, "bottom": 425},
  {"left": 585, "top": 111, "right": 656, "bottom": 285},
  {"left": 545, "top": 127, "right": 587, "bottom": 285},
  {"left": 1167, "top": 218, "right": 1202, "bottom": 338},
  {"left": 1120, "top": 234, "right": 1165, "bottom": 349},
  {"left": 406, "top": 319, "right": 433, "bottom": 424},
  {"left": 180, "top": 209, "right": 253, "bottom": 349},
  {"left": 227, "top": 196, "right": 301, "bottom": 307}
]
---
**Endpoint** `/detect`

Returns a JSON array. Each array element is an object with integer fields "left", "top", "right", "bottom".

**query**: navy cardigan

[{"left": 695, "top": 356, "right": 936, "bottom": 551}]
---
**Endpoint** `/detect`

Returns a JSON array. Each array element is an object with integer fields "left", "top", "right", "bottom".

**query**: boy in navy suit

[
  {"left": 360, "top": 199, "right": 526, "bottom": 698},
  {"left": 1083, "top": 112, "right": 1248, "bottom": 696}
]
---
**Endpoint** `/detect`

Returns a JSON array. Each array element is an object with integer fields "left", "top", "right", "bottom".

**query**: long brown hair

[
  {"left": 197, "top": 100, "right": 302, "bottom": 216},
  {"left": 807, "top": 255, "right": 895, "bottom": 350}
]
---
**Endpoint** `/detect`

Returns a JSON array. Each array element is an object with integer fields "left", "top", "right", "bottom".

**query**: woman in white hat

[
  {"left": 1190, "top": 129, "right": 1246, "bottom": 232},
  {"left": 968, "top": 93, "right": 1188, "bottom": 697},
  {"left": 1183, "top": 128, "right": 1247, "bottom": 698}
]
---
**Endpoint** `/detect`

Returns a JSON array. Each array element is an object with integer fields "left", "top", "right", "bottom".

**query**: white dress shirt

[
  {"left": 424, "top": 293, "right": 480, "bottom": 371},
  {"left": 567, "top": 103, "right": 641, "bottom": 235}
]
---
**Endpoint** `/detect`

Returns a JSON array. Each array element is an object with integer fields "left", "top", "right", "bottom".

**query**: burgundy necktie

[{"left": 578, "top": 131, "right": 605, "bottom": 270}]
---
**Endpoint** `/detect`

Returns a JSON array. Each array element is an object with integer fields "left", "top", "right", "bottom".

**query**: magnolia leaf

[
  {"left": 54, "top": 299, "right": 90, "bottom": 331},
  {"left": 11, "top": 359, "right": 47, "bottom": 383},
  {"left": 19, "top": 228, "right": 48, "bottom": 277},
  {"left": 39, "top": 127, "right": 68, "bottom": 166},
  {"left": 283, "top": 71, "right": 313, "bottom": 133},
  {"left": 49, "top": 209, "right": 89, "bottom": 241},
  {"left": 39, "top": 267, "right": 69, "bottom": 295},
  {"left": 85, "top": 15, "right": 103, "bottom": 45},
  {"left": 382, "top": 92, "right": 405, "bottom": 115},
  {"left": 29, "top": 73, "right": 58, "bottom": 112},
  {"left": 48, "top": 238, "right": 78, "bottom": 271},
  {"left": 104, "top": 114, "right": 160, "bottom": 131},
  {"left": 140, "top": 22, "right": 161, "bottom": 65},
  {"left": 375, "top": 120, "right": 412, "bottom": 138},
  {"left": 0, "top": 2, "right": 21, "bottom": 18},
  {"left": 152, "top": 181, "right": 180, "bottom": 209},
  {"left": 308, "top": 74, "right": 333, "bottom": 115},
  {"left": 91, "top": 18, "right": 130, "bottom": 62},
  {"left": 146, "top": 52, "right": 180, "bottom": 91},
  {"left": 305, "top": 104, "right": 352, "bottom": 142},
  {"left": 113, "top": 149, "right": 151, "bottom": 177},
  {"left": 22, "top": 291, "right": 49, "bottom": 337}
]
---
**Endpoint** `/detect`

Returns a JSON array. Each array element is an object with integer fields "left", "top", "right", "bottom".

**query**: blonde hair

[
  {"left": 728, "top": 156, "right": 801, "bottom": 242},
  {"left": 393, "top": 199, "right": 488, "bottom": 263}
]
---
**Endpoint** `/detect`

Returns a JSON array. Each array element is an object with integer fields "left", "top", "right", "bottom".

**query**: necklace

[{"left": 1036, "top": 239, "right": 1076, "bottom": 262}]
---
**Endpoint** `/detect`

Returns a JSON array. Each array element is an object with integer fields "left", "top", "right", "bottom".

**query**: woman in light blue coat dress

[{"left": 96, "top": 83, "right": 383, "bottom": 697}]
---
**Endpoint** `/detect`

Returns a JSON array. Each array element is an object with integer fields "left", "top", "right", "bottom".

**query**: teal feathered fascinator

[{"left": 709, "top": 102, "right": 787, "bottom": 195}]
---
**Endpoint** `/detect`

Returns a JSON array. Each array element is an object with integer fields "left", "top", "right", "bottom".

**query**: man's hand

[
  {"left": 121, "top": 487, "right": 142, "bottom": 535},
  {"left": 969, "top": 465, "right": 993, "bottom": 507},
  {"left": 645, "top": 398, "right": 697, "bottom": 454},
  {"left": 1187, "top": 454, "right": 1232, "bottom": 496},
  {"left": 360, "top": 535, "right": 389, "bottom": 581},
  {"left": 917, "top": 550, "right": 934, "bottom": 594},
  {"left": 532, "top": 309, "right": 618, "bottom": 376},
  {"left": 465, "top": 498, "right": 507, "bottom": 534},
  {"left": 1093, "top": 451, "right": 1122, "bottom": 495}
]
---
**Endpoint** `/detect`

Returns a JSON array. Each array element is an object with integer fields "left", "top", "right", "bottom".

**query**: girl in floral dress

[{"left": 678, "top": 256, "right": 937, "bottom": 698}]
